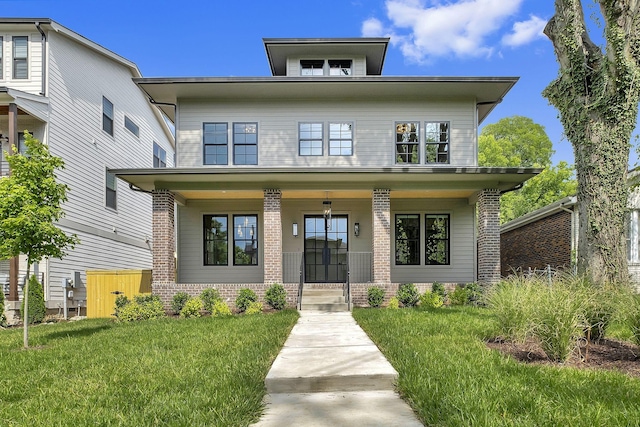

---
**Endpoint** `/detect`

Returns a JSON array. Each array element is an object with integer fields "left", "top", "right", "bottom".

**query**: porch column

[
  {"left": 372, "top": 189, "right": 391, "bottom": 285},
  {"left": 478, "top": 189, "right": 501, "bottom": 285},
  {"left": 152, "top": 190, "right": 176, "bottom": 284},
  {"left": 8, "top": 103, "right": 19, "bottom": 301},
  {"left": 263, "top": 189, "right": 282, "bottom": 284}
]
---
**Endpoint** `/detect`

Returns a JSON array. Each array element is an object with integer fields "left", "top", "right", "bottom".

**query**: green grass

[
  {"left": 354, "top": 306, "right": 640, "bottom": 427},
  {"left": 0, "top": 310, "right": 298, "bottom": 427}
]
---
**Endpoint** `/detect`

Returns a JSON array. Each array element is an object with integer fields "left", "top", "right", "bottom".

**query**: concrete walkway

[{"left": 253, "top": 311, "right": 423, "bottom": 426}]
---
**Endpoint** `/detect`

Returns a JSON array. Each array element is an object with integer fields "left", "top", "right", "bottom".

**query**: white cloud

[
  {"left": 363, "top": 0, "right": 528, "bottom": 63},
  {"left": 502, "top": 15, "right": 547, "bottom": 47}
]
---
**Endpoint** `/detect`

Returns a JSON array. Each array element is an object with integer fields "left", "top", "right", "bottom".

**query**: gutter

[{"left": 35, "top": 21, "right": 47, "bottom": 96}]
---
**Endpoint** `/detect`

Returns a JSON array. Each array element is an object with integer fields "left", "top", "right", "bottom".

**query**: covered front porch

[{"left": 113, "top": 167, "right": 540, "bottom": 308}]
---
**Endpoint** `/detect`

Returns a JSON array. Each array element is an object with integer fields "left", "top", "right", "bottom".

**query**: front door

[{"left": 304, "top": 215, "right": 348, "bottom": 283}]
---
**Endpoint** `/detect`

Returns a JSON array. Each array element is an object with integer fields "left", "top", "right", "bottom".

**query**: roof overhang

[
  {"left": 0, "top": 87, "right": 49, "bottom": 122},
  {"left": 112, "top": 166, "right": 541, "bottom": 204},
  {"left": 500, "top": 196, "right": 577, "bottom": 233},
  {"left": 263, "top": 37, "right": 390, "bottom": 76},
  {"left": 135, "top": 76, "right": 518, "bottom": 124}
]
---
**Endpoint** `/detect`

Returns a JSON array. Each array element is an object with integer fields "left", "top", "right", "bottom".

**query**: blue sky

[{"left": 2, "top": 0, "right": 638, "bottom": 166}]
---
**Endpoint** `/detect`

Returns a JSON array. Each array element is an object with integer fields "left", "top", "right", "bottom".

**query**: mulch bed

[{"left": 486, "top": 338, "right": 640, "bottom": 378}]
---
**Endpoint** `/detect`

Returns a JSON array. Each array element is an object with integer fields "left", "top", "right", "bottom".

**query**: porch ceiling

[{"left": 113, "top": 166, "right": 541, "bottom": 202}]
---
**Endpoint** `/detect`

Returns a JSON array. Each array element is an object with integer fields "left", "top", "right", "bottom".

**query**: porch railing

[{"left": 282, "top": 252, "right": 372, "bottom": 285}]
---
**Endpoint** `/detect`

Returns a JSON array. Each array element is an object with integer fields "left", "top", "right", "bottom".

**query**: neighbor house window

[
  {"left": 17, "top": 132, "right": 27, "bottom": 154},
  {"left": 234, "top": 215, "right": 258, "bottom": 265},
  {"left": 203, "top": 122, "right": 228, "bottom": 165},
  {"left": 301, "top": 60, "right": 324, "bottom": 76},
  {"left": 627, "top": 210, "right": 640, "bottom": 263},
  {"left": 105, "top": 169, "right": 117, "bottom": 209},
  {"left": 329, "top": 59, "right": 352, "bottom": 76},
  {"left": 0, "top": 36, "right": 4, "bottom": 79},
  {"left": 233, "top": 123, "right": 257, "bottom": 165},
  {"left": 204, "top": 215, "right": 228, "bottom": 265},
  {"left": 425, "top": 214, "right": 450, "bottom": 265},
  {"left": 425, "top": 122, "right": 449, "bottom": 164},
  {"left": 124, "top": 116, "right": 139, "bottom": 137},
  {"left": 153, "top": 142, "right": 166, "bottom": 168},
  {"left": 395, "top": 122, "right": 419, "bottom": 164},
  {"left": 329, "top": 123, "right": 353, "bottom": 156},
  {"left": 395, "top": 214, "right": 420, "bottom": 265},
  {"left": 102, "top": 97, "right": 114, "bottom": 136},
  {"left": 12, "top": 36, "right": 28, "bottom": 79},
  {"left": 299, "top": 123, "right": 323, "bottom": 156}
]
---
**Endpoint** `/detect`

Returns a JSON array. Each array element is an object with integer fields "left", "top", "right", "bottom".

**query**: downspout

[{"left": 35, "top": 22, "right": 47, "bottom": 96}]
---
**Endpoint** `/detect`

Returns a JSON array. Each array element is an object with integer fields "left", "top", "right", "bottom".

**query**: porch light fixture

[
  {"left": 354, "top": 222, "right": 360, "bottom": 237},
  {"left": 292, "top": 222, "right": 298, "bottom": 237},
  {"left": 0, "top": 134, "right": 8, "bottom": 144},
  {"left": 323, "top": 200, "right": 332, "bottom": 219}
]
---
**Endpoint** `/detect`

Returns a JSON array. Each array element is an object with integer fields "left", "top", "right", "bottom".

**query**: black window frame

[
  {"left": 329, "top": 122, "right": 353, "bottom": 156},
  {"left": 105, "top": 169, "right": 117, "bottom": 210},
  {"left": 124, "top": 115, "right": 139, "bottom": 137},
  {"left": 203, "top": 122, "right": 228, "bottom": 165},
  {"left": 395, "top": 214, "right": 420, "bottom": 265},
  {"left": 233, "top": 122, "right": 258, "bottom": 165},
  {"left": 153, "top": 141, "right": 166, "bottom": 168},
  {"left": 424, "top": 121, "right": 450, "bottom": 164},
  {"left": 12, "top": 36, "right": 28, "bottom": 80},
  {"left": 395, "top": 122, "right": 420, "bottom": 164},
  {"left": 233, "top": 214, "right": 258, "bottom": 266},
  {"left": 425, "top": 214, "right": 450, "bottom": 265},
  {"left": 203, "top": 215, "right": 229, "bottom": 266},
  {"left": 299, "top": 122, "right": 323, "bottom": 156},
  {"left": 102, "top": 96, "right": 114, "bottom": 136}
]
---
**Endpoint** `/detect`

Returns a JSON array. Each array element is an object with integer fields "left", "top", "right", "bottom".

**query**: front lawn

[
  {"left": 354, "top": 306, "right": 640, "bottom": 427},
  {"left": 0, "top": 310, "right": 298, "bottom": 426}
]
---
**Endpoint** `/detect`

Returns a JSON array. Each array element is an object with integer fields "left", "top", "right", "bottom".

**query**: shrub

[
  {"left": 449, "top": 285, "right": 470, "bottom": 306},
  {"left": 465, "top": 282, "right": 483, "bottom": 306},
  {"left": 200, "top": 288, "right": 222, "bottom": 313},
  {"left": 485, "top": 276, "right": 540, "bottom": 342},
  {"left": 367, "top": 287, "right": 385, "bottom": 308},
  {"left": 628, "top": 294, "right": 640, "bottom": 347},
  {"left": 180, "top": 297, "right": 204, "bottom": 318},
  {"left": 0, "top": 288, "right": 6, "bottom": 326},
  {"left": 420, "top": 291, "right": 443, "bottom": 309},
  {"left": 21, "top": 275, "right": 46, "bottom": 324},
  {"left": 387, "top": 296, "right": 400, "bottom": 310},
  {"left": 116, "top": 294, "right": 165, "bottom": 322},
  {"left": 432, "top": 282, "right": 447, "bottom": 299},
  {"left": 236, "top": 288, "right": 258, "bottom": 313},
  {"left": 171, "top": 292, "right": 191, "bottom": 315},
  {"left": 265, "top": 284, "right": 287, "bottom": 310},
  {"left": 396, "top": 283, "right": 420, "bottom": 307},
  {"left": 212, "top": 300, "right": 232, "bottom": 317},
  {"left": 245, "top": 301, "right": 263, "bottom": 315}
]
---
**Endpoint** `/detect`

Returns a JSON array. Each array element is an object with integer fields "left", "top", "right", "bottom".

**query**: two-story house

[
  {"left": 114, "top": 38, "right": 539, "bottom": 308},
  {"left": 1, "top": 18, "right": 174, "bottom": 320}
]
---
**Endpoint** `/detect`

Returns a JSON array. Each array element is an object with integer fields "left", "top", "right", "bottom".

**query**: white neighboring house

[{"left": 0, "top": 18, "right": 174, "bottom": 319}]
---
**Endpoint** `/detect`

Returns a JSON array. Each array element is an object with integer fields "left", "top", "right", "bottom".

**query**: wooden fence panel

[{"left": 86, "top": 270, "right": 152, "bottom": 318}]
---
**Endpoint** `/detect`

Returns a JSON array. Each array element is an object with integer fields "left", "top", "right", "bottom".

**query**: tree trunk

[
  {"left": 544, "top": 0, "right": 640, "bottom": 284},
  {"left": 23, "top": 262, "right": 31, "bottom": 349}
]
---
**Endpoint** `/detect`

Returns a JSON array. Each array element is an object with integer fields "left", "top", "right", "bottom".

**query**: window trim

[
  {"left": 425, "top": 213, "right": 450, "bottom": 266},
  {"left": 298, "top": 122, "right": 324, "bottom": 156},
  {"left": 233, "top": 214, "right": 259, "bottom": 266},
  {"left": 105, "top": 169, "right": 117, "bottom": 210},
  {"left": 203, "top": 214, "right": 229, "bottom": 266},
  {"left": 102, "top": 96, "right": 114, "bottom": 136},
  {"left": 12, "top": 36, "right": 28, "bottom": 80},
  {"left": 424, "top": 121, "right": 450, "bottom": 164},
  {"left": 124, "top": 115, "right": 140, "bottom": 137},
  {"left": 328, "top": 122, "right": 354, "bottom": 156},
  {"left": 203, "top": 122, "right": 229, "bottom": 166},
  {"left": 232, "top": 122, "right": 258, "bottom": 165}
]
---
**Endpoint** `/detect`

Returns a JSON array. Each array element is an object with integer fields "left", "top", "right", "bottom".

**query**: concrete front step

[
  {"left": 301, "top": 288, "right": 348, "bottom": 311},
  {"left": 300, "top": 303, "right": 349, "bottom": 312}
]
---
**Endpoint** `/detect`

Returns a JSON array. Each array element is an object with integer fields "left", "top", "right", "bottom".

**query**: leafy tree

[
  {"left": 0, "top": 132, "right": 78, "bottom": 347},
  {"left": 543, "top": 1, "right": 640, "bottom": 284},
  {"left": 21, "top": 275, "right": 46, "bottom": 324},
  {"left": 479, "top": 116, "right": 577, "bottom": 223}
]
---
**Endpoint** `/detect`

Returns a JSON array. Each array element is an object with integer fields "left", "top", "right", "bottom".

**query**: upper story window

[
  {"left": 233, "top": 123, "right": 257, "bottom": 165},
  {"left": 124, "top": 116, "right": 139, "bottom": 137},
  {"left": 204, "top": 215, "right": 228, "bottom": 266},
  {"left": 102, "top": 97, "right": 114, "bottom": 136},
  {"left": 395, "top": 122, "right": 419, "bottom": 164},
  {"left": 329, "top": 60, "right": 352, "bottom": 76},
  {"left": 153, "top": 142, "right": 166, "bottom": 168},
  {"left": 203, "top": 123, "right": 228, "bottom": 165},
  {"left": 425, "top": 122, "right": 450, "bottom": 164},
  {"left": 329, "top": 123, "right": 353, "bottom": 156},
  {"left": 301, "top": 60, "right": 325, "bottom": 76},
  {"left": 105, "top": 169, "right": 117, "bottom": 210},
  {"left": 299, "top": 123, "right": 323, "bottom": 156},
  {"left": 12, "top": 36, "right": 28, "bottom": 79}
]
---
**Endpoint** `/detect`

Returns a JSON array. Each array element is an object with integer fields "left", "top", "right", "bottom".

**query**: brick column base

[
  {"left": 372, "top": 189, "right": 391, "bottom": 285},
  {"left": 263, "top": 189, "right": 283, "bottom": 284},
  {"left": 152, "top": 190, "right": 176, "bottom": 284},
  {"left": 478, "top": 189, "right": 501, "bottom": 285}
]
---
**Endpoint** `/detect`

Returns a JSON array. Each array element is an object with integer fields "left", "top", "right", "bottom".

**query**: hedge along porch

[{"left": 113, "top": 167, "right": 537, "bottom": 309}]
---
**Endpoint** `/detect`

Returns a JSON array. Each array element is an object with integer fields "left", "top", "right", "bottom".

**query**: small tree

[
  {"left": 0, "top": 132, "right": 78, "bottom": 347},
  {"left": 21, "top": 275, "right": 46, "bottom": 324}
]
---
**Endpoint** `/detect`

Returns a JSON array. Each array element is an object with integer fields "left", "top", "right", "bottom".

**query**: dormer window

[
  {"left": 301, "top": 60, "right": 324, "bottom": 76},
  {"left": 329, "top": 60, "right": 352, "bottom": 76}
]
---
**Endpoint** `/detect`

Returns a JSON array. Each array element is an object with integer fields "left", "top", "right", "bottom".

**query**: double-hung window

[
  {"left": 153, "top": 142, "right": 166, "bottom": 168},
  {"left": 203, "top": 123, "right": 228, "bottom": 165},
  {"left": 105, "top": 169, "right": 117, "bottom": 209},
  {"left": 395, "top": 214, "right": 420, "bottom": 265},
  {"left": 102, "top": 97, "right": 114, "bottom": 136},
  {"left": 233, "top": 123, "right": 257, "bottom": 165},
  {"left": 395, "top": 122, "right": 419, "bottom": 164},
  {"left": 124, "top": 116, "right": 139, "bottom": 137},
  {"left": 329, "top": 123, "right": 353, "bottom": 156},
  {"left": 12, "top": 36, "right": 28, "bottom": 79},
  {"left": 299, "top": 123, "right": 323, "bottom": 156},
  {"left": 234, "top": 215, "right": 258, "bottom": 265},
  {"left": 425, "top": 122, "right": 450, "bottom": 164},
  {"left": 395, "top": 213, "right": 451, "bottom": 266},
  {"left": 425, "top": 214, "right": 450, "bottom": 265},
  {"left": 627, "top": 210, "right": 640, "bottom": 263},
  {"left": 204, "top": 215, "right": 228, "bottom": 265},
  {"left": 0, "top": 36, "right": 3, "bottom": 79}
]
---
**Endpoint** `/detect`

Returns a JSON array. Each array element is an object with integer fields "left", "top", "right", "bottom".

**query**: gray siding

[
  {"left": 0, "top": 31, "right": 43, "bottom": 93},
  {"left": 177, "top": 99, "right": 476, "bottom": 168}
]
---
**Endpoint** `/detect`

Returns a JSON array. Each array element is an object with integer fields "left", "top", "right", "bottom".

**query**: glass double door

[{"left": 304, "top": 215, "right": 348, "bottom": 283}]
